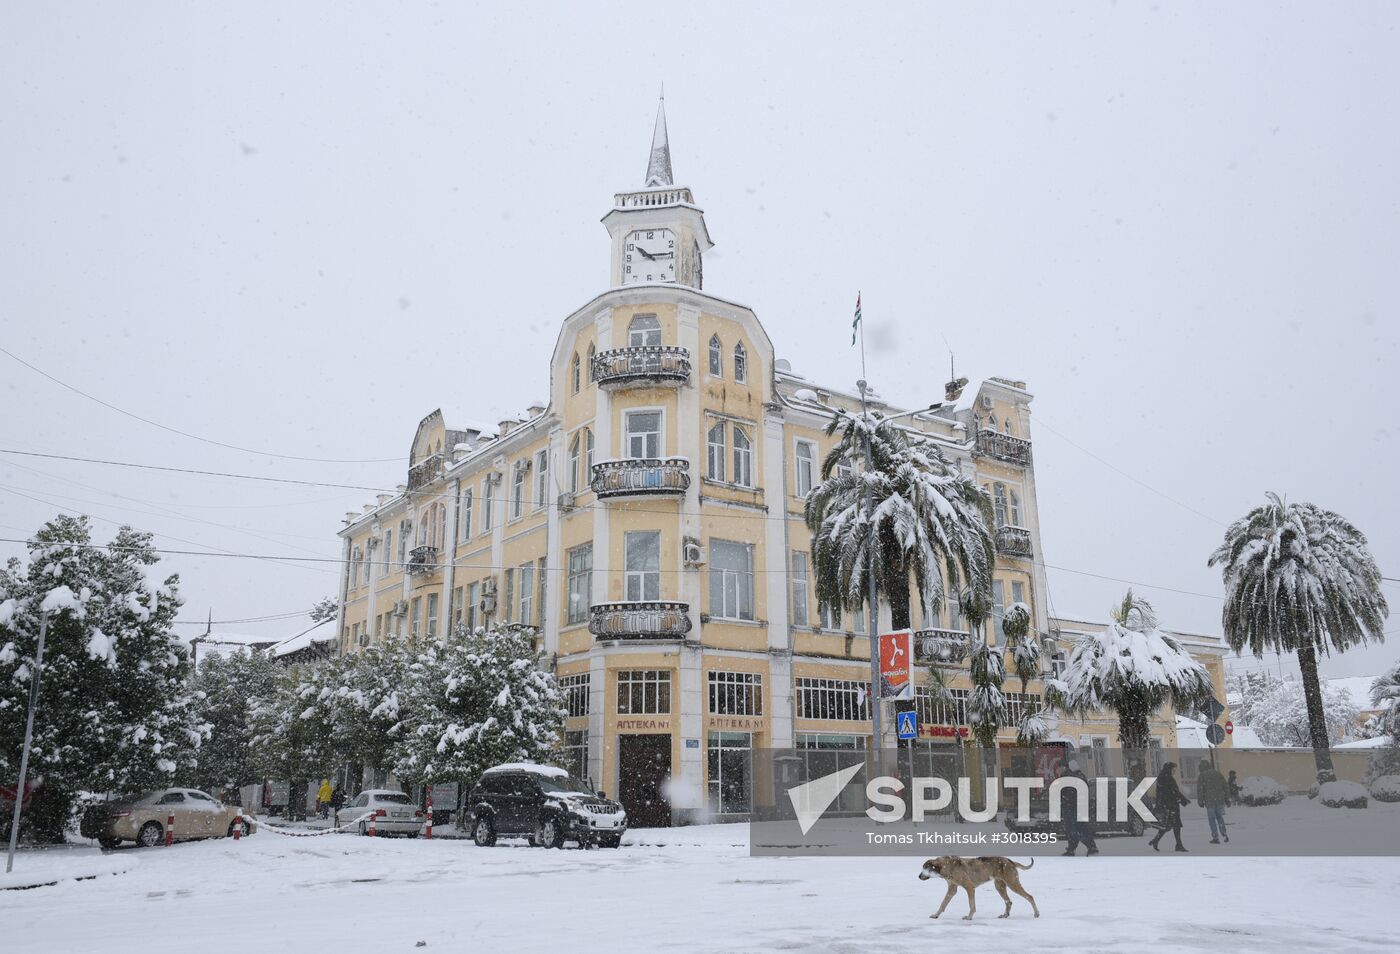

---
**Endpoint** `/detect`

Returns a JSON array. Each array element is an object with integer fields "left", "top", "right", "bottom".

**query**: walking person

[
  {"left": 316, "top": 778, "right": 333, "bottom": 820},
  {"left": 1197, "top": 759, "right": 1230, "bottom": 844},
  {"left": 1058, "top": 760, "right": 1099, "bottom": 856},
  {"left": 1147, "top": 761, "right": 1190, "bottom": 853},
  {"left": 1226, "top": 770, "right": 1241, "bottom": 807}
]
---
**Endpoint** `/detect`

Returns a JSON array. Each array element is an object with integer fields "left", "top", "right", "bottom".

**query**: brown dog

[{"left": 918, "top": 856, "right": 1040, "bottom": 920}]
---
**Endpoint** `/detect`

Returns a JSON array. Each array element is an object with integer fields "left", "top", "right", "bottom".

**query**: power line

[
  {"left": 0, "top": 345, "right": 406, "bottom": 464},
  {"left": 173, "top": 611, "right": 312, "bottom": 626}
]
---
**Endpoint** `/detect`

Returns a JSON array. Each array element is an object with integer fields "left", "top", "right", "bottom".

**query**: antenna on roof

[{"left": 944, "top": 351, "right": 968, "bottom": 403}]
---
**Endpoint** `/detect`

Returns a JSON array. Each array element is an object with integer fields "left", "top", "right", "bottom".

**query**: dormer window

[
  {"left": 708, "top": 335, "right": 723, "bottom": 377},
  {"left": 629, "top": 315, "right": 661, "bottom": 348},
  {"left": 733, "top": 342, "right": 748, "bottom": 383}
]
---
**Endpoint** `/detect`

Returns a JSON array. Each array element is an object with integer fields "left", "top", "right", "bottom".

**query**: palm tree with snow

[
  {"left": 1046, "top": 591, "right": 1212, "bottom": 778},
  {"left": 804, "top": 410, "right": 995, "bottom": 635},
  {"left": 1208, "top": 493, "right": 1388, "bottom": 783}
]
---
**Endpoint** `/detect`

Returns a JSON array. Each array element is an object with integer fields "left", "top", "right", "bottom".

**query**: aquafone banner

[
  {"left": 877, "top": 629, "right": 914, "bottom": 700},
  {"left": 747, "top": 747, "right": 1400, "bottom": 857}
]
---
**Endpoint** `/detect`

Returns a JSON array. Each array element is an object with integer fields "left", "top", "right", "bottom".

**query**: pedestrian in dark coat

[
  {"left": 1197, "top": 760, "right": 1230, "bottom": 844},
  {"left": 1148, "top": 761, "right": 1190, "bottom": 852},
  {"left": 1058, "top": 760, "right": 1099, "bottom": 856},
  {"left": 1226, "top": 770, "right": 1241, "bottom": 807}
]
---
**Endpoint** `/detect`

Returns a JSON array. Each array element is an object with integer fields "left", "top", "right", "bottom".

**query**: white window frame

[
  {"left": 624, "top": 530, "right": 661, "bottom": 602},
  {"left": 731, "top": 425, "right": 753, "bottom": 487},
  {"left": 628, "top": 314, "right": 662, "bottom": 348},
  {"left": 733, "top": 341, "right": 747, "bottom": 383},
  {"left": 796, "top": 678, "right": 870, "bottom": 722},
  {"left": 560, "top": 674, "right": 590, "bottom": 719},
  {"left": 708, "top": 671, "right": 763, "bottom": 716},
  {"left": 534, "top": 449, "right": 549, "bottom": 512},
  {"left": 617, "top": 669, "right": 671, "bottom": 715},
  {"left": 571, "top": 352, "right": 581, "bottom": 393},
  {"left": 708, "top": 334, "right": 723, "bottom": 377},
  {"left": 459, "top": 489, "right": 473, "bottom": 540},
  {"left": 794, "top": 439, "right": 817, "bottom": 498},
  {"left": 790, "top": 550, "right": 810, "bottom": 628},
  {"left": 511, "top": 460, "right": 528, "bottom": 520},
  {"left": 481, "top": 477, "right": 494, "bottom": 532},
  {"left": 518, "top": 561, "right": 535, "bottom": 626},
  {"left": 568, "top": 433, "right": 581, "bottom": 493},
  {"left": 709, "top": 539, "right": 755, "bottom": 621},
  {"left": 623, "top": 407, "right": 664, "bottom": 460},
  {"left": 566, "top": 543, "right": 593, "bottom": 626},
  {"left": 706, "top": 421, "right": 726, "bottom": 482}
]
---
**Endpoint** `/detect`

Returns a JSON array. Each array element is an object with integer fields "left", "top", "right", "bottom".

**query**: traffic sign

[
  {"left": 896, "top": 710, "right": 918, "bottom": 740},
  {"left": 1204, "top": 696, "right": 1226, "bottom": 722},
  {"left": 1205, "top": 724, "right": 1226, "bottom": 745},
  {"left": 1225, "top": 720, "right": 1234, "bottom": 735}
]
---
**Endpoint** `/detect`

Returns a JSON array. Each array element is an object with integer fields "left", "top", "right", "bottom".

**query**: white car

[{"left": 335, "top": 789, "right": 424, "bottom": 837}]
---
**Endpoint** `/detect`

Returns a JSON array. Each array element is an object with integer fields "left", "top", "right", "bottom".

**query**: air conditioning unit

[
  {"left": 482, "top": 577, "right": 497, "bottom": 595},
  {"left": 980, "top": 395, "right": 994, "bottom": 410},
  {"left": 479, "top": 593, "right": 497, "bottom": 616},
  {"left": 683, "top": 540, "right": 706, "bottom": 566},
  {"left": 557, "top": 492, "right": 576, "bottom": 513},
  {"left": 391, "top": 600, "right": 409, "bottom": 617}
]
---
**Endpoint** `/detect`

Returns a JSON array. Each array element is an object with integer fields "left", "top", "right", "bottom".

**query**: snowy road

[{"left": 4, "top": 825, "right": 1398, "bottom": 953}]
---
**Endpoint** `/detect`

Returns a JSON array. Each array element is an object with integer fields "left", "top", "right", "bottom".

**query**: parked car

[
  {"left": 465, "top": 763, "right": 627, "bottom": 849},
  {"left": 81, "top": 788, "right": 257, "bottom": 849},
  {"left": 335, "top": 789, "right": 424, "bottom": 836}
]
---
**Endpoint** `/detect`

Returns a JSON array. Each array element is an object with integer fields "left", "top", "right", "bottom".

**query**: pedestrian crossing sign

[{"left": 896, "top": 710, "right": 918, "bottom": 740}]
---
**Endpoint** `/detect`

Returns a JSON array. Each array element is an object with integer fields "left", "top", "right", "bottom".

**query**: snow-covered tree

[
  {"left": 307, "top": 634, "right": 425, "bottom": 781},
  {"left": 1046, "top": 591, "right": 1211, "bottom": 778},
  {"left": 804, "top": 410, "right": 994, "bottom": 633},
  {"left": 0, "top": 516, "right": 207, "bottom": 842},
  {"left": 309, "top": 596, "right": 339, "bottom": 624},
  {"left": 1230, "top": 676, "right": 1359, "bottom": 747},
  {"left": 186, "top": 648, "right": 280, "bottom": 795},
  {"left": 1365, "top": 664, "right": 1400, "bottom": 781},
  {"left": 1208, "top": 493, "right": 1389, "bottom": 782},
  {"left": 248, "top": 663, "right": 338, "bottom": 819},
  {"left": 396, "top": 624, "right": 565, "bottom": 786}
]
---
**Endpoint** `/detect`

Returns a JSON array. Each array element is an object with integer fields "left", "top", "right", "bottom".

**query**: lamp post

[
  {"left": 853, "top": 383, "right": 945, "bottom": 753},
  {"left": 6, "top": 611, "right": 49, "bottom": 874}
]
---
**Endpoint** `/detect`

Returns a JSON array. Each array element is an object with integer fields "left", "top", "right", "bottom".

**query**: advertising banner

[{"left": 878, "top": 629, "right": 914, "bottom": 700}]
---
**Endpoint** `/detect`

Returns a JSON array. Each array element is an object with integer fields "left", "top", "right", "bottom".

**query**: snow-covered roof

[
  {"left": 1335, "top": 735, "right": 1392, "bottom": 750},
  {"left": 1229, "top": 725, "right": 1266, "bottom": 748},
  {"left": 272, "top": 619, "right": 336, "bottom": 658},
  {"left": 1326, "top": 676, "right": 1380, "bottom": 708},
  {"left": 481, "top": 762, "right": 568, "bottom": 778}
]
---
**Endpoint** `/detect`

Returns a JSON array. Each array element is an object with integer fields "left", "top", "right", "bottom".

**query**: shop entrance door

[{"left": 618, "top": 734, "right": 672, "bottom": 828}]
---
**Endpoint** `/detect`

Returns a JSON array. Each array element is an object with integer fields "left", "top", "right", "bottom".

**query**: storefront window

[{"left": 707, "top": 731, "right": 752, "bottom": 814}]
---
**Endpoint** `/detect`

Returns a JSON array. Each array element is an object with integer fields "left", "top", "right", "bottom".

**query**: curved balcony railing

[
  {"left": 974, "top": 429, "right": 1032, "bottom": 466},
  {"left": 589, "top": 601, "right": 692, "bottom": 640},
  {"left": 592, "top": 346, "right": 691, "bottom": 389},
  {"left": 407, "top": 545, "right": 439, "bottom": 576},
  {"left": 914, "top": 628, "right": 972, "bottom": 666},
  {"left": 591, "top": 458, "right": 690, "bottom": 498},
  {"left": 995, "top": 525, "right": 1034, "bottom": 558}
]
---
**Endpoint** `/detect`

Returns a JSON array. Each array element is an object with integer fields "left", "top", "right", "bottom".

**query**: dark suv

[{"left": 466, "top": 763, "right": 627, "bottom": 849}]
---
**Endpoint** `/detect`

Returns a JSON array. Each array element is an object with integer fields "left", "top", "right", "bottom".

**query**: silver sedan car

[{"left": 334, "top": 789, "right": 423, "bottom": 836}]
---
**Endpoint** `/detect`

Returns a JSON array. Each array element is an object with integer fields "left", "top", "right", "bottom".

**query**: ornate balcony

[
  {"left": 592, "top": 346, "right": 691, "bottom": 390},
  {"left": 591, "top": 458, "right": 690, "bottom": 499},
  {"left": 995, "top": 525, "right": 1034, "bottom": 558},
  {"left": 589, "top": 601, "right": 693, "bottom": 641},
  {"left": 974, "top": 429, "right": 1032, "bottom": 466},
  {"left": 914, "top": 629, "right": 972, "bottom": 666},
  {"left": 406, "top": 545, "right": 439, "bottom": 576},
  {"left": 407, "top": 453, "right": 444, "bottom": 491}
]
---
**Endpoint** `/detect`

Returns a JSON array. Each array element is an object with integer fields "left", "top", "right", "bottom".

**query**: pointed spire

[{"left": 645, "top": 90, "right": 673, "bottom": 188}]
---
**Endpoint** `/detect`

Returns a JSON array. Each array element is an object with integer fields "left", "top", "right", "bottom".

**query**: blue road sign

[{"left": 896, "top": 710, "right": 918, "bottom": 740}]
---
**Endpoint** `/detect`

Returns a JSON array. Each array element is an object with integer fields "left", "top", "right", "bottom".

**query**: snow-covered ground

[{"left": 3, "top": 824, "right": 1398, "bottom": 953}]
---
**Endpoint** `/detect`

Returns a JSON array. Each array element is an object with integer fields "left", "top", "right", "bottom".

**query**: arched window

[
  {"left": 568, "top": 432, "right": 581, "bottom": 492},
  {"left": 733, "top": 342, "right": 747, "bottom": 383},
  {"left": 629, "top": 314, "right": 661, "bottom": 348},
  {"left": 571, "top": 353, "right": 581, "bottom": 394},
  {"left": 708, "top": 335, "right": 723, "bottom": 377},
  {"left": 732, "top": 425, "right": 753, "bottom": 487},
  {"left": 584, "top": 427, "right": 595, "bottom": 475},
  {"left": 993, "top": 483, "right": 1008, "bottom": 527},
  {"left": 436, "top": 502, "right": 447, "bottom": 547},
  {"left": 1004, "top": 419, "right": 1013, "bottom": 435},
  {"left": 706, "top": 421, "right": 726, "bottom": 481},
  {"left": 586, "top": 343, "right": 596, "bottom": 383}
]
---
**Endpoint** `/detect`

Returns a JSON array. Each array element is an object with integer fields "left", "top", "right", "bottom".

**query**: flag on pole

[{"left": 851, "top": 292, "right": 862, "bottom": 346}]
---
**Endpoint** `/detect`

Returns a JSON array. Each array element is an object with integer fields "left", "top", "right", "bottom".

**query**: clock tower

[{"left": 603, "top": 95, "right": 713, "bottom": 289}]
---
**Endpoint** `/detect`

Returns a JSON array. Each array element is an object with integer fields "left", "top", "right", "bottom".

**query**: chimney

[
  {"left": 498, "top": 420, "right": 514, "bottom": 437},
  {"left": 376, "top": 494, "right": 390, "bottom": 507},
  {"left": 527, "top": 403, "right": 546, "bottom": 418}
]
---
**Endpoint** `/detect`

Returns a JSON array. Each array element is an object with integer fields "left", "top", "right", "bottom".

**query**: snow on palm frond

[
  {"left": 967, "top": 642, "right": 1007, "bottom": 747},
  {"left": 805, "top": 409, "right": 994, "bottom": 629},
  {"left": 1016, "top": 707, "right": 1052, "bottom": 745},
  {"left": 1046, "top": 590, "right": 1211, "bottom": 751},
  {"left": 1001, "top": 602, "right": 1039, "bottom": 691},
  {"left": 1373, "top": 663, "right": 1400, "bottom": 739}
]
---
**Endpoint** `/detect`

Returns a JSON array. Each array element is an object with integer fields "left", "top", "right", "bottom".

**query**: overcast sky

[{"left": 2, "top": 2, "right": 1396, "bottom": 680}]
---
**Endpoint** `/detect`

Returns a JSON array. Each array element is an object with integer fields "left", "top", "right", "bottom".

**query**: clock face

[{"left": 623, "top": 228, "right": 676, "bottom": 283}]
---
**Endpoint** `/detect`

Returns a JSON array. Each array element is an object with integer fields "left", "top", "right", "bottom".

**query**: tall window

[
  {"left": 534, "top": 449, "right": 549, "bottom": 511},
  {"left": 398, "top": 520, "right": 411, "bottom": 563},
  {"left": 629, "top": 314, "right": 661, "bottom": 348},
  {"left": 708, "top": 671, "right": 763, "bottom": 715},
  {"left": 571, "top": 353, "right": 581, "bottom": 393},
  {"left": 733, "top": 341, "right": 747, "bottom": 383},
  {"left": 410, "top": 596, "right": 422, "bottom": 637},
  {"left": 568, "top": 433, "right": 581, "bottom": 493},
  {"left": 584, "top": 428, "right": 595, "bottom": 475},
  {"left": 625, "top": 410, "right": 661, "bottom": 459},
  {"left": 467, "top": 581, "right": 480, "bottom": 631},
  {"left": 503, "top": 569, "right": 514, "bottom": 624},
  {"left": 511, "top": 460, "right": 527, "bottom": 519},
  {"left": 708, "top": 334, "right": 723, "bottom": 376},
  {"left": 624, "top": 531, "right": 661, "bottom": 602},
  {"left": 560, "top": 674, "right": 590, "bottom": 718},
  {"left": 586, "top": 343, "right": 596, "bottom": 382},
  {"left": 381, "top": 530, "right": 392, "bottom": 578},
  {"left": 482, "top": 477, "right": 494, "bottom": 531},
  {"left": 426, "top": 593, "right": 439, "bottom": 638},
  {"left": 790, "top": 551, "right": 810, "bottom": 628},
  {"left": 563, "top": 730, "right": 588, "bottom": 782},
  {"left": 707, "top": 732, "right": 752, "bottom": 815},
  {"left": 518, "top": 562, "right": 535, "bottom": 626},
  {"left": 617, "top": 670, "right": 671, "bottom": 714},
  {"left": 794, "top": 440, "right": 816, "bottom": 497},
  {"left": 993, "top": 580, "right": 1006, "bottom": 641},
  {"left": 732, "top": 425, "right": 753, "bottom": 487},
  {"left": 706, "top": 421, "right": 726, "bottom": 481},
  {"left": 993, "top": 483, "right": 1008, "bottom": 526},
  {"left": 459, "top": 489, "right": 473, "bottom": 540},
  {"left": 1010, "top": 490, "right": 1022, "bottom": 526},
  {"left": 566, "top": 543, "right": 593, "bottom": 625},
  {"left": 452, "top": 587, "right": 462, "bottom": 628},
  {"left": 351, "top": 548, "right": 362, "bottom": 588},
  {"left": 710, "top": 539, "right": 755, "bottom": 620}
]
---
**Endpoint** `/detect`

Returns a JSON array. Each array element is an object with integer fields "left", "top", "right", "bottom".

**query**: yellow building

[{"left": 333, "top": 99, "right": 1230, "bottom": 824}]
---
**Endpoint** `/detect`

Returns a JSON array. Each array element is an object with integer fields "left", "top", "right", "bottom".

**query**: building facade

[{"left": 333, "top": 100, "right": 1230, "bottom": 825}]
